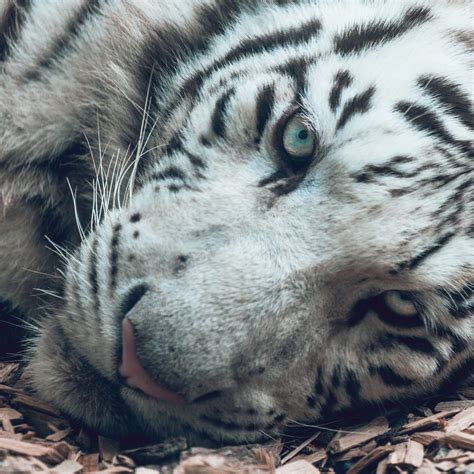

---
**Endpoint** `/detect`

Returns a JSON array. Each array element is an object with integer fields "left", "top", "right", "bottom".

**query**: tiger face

[{"left": 28, "top": 0, "right": 472, "bottom": 444}]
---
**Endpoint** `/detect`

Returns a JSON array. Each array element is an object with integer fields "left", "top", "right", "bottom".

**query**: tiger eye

[
  {"left": 282, "top": 115, "right": 317, "bottom": 160},
  {"left": 383, "top": 291, "right": 418, "bottom": 316}
]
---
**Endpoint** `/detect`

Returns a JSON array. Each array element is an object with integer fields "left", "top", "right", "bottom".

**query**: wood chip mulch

[{"left": 0, "top": 362, "right": 472, "bottom": 473}]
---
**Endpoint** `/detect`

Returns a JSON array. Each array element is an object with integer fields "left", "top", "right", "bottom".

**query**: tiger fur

[{"left": 0, "top": 0, "right": 472, "bottom": 444}]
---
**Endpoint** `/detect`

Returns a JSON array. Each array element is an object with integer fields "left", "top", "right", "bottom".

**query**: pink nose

[{"left": 119, "top": 319, "right": 186, "bottom": 405}]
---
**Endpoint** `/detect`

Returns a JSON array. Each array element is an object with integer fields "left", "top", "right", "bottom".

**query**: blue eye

[{"left": 282, "top": 115, "right": 316, "bottom": 159}]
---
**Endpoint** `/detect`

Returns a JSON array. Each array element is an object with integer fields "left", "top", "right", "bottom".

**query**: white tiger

[{"left": 0, "top": 0, "right": 472, "bottom": 444}]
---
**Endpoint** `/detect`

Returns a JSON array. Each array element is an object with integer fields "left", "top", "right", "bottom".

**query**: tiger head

[{"left": 29, "top": 0, "right": 473, "bottom": 444}]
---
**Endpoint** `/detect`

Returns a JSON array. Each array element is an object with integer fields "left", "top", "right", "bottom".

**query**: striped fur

[{"left": 0, "top": 0, "right": 472, "bottom": 444}]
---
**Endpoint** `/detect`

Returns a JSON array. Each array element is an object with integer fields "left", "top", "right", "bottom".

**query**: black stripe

[
  {"left": 353, "top": 162, "right": 421, "bottom": 183},
  {"left": 336, "top": 86, "right": 375, "bottom": 130},
  {"left": 373, "top": 365, "right": 413, "bottom": 387},
  {"left": 393, "top": 232, "right": 455, "bottom": 273},
  {"left": 314, "top": 366, "right": 324, "bottom": 395},
  {"left": 381, "top": 334, "right": 436, "bottom": 355},
  {"left": 418, "top": 75, "right": 473, "bottom": 130},
  {"left": 151, "top": 166, "right": 187, "bottom": 182},
  {"left": 331, "top": 366, "right": 341, "bottom": 387},
  {"left": 258, "top": 168, "right": 288, "bottom": 188},
  {"left": 211, "top": 88, "right": 236, "bottom": 137},
  {"left": 255, "top": 84, "right": 275, "bottom": 144},
  {"left": 89, "top": 234, "right": 100, "bottom": 312},
  {"left": 0, "top": 0, "right": 31, "bottom": 62},
  {"left": 345, "top": 369, "right": 362, "bottom": 404},
  {"left": 334, "top": 6, "right": 432, "bottom": 55},
  {"left": 329, "top": 70, "right": 353, "bottom": 112},
  {"left": 446, "top": 283, "right": 473, "bottom": 320},
  {"left": 109, "top": 223, "right": 122, "bottom": 292},
  {"left": 306, "top": 394, "right": 317, "bottom": 408},
  {"left": 438, "top": 357, "right": 474, "bottom": 394},
  {"left": 24, "top": 0, "right": 104, "bottom": 80},
  {"left": 319, "top": 389, "right": 337, "bottom": 417},
  {"left": 395, "top": 101, "right": 472, "bottom": 155},
  {"left": 184, "top": 150, "right": 207, "bottom": 170},
  {"left": 271, "top": 173, "right": 306, "bottom": 197},
  {"left": 71, "top": 259, "right": 86, "bottom": 320},
  {"left": 194, "top": 17, "right": 322, "bottom": 93},
  {"left": 273, "top": 56, "right": 312, "bottom": 98}
]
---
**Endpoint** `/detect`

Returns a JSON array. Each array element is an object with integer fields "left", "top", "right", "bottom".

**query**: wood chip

[
  {"left": 328, "top": 417, "right": 389, "bottom": 454},
  {"left": 442, "top": 431, "right": 474, "bottom": 450},
  {"left": 295, "top": 448, "right": 327, "bottom": 465},
  {"left": 416, "top": 459, "right": 439, "bottom": 474},
  {"left": 276, "top": 459, "right": 320, "bottom": 473},
  {"left": 0, "top": 438, "right": 70, "bottom": 463},
  {"left": 375, "top": 457, "right": 389, "bottom": 474},
  {"left": 2, "top": 416, "right": 15, "bottom": 433},
  {"left": 135, "top": 468, "right": 161, "bottom": 474},
  {"left": 435, "top": 400, "right": 474, "bottom": 412},
  {"left": 411, "top": 430, "right": 445, "bottom": 446},
  {"left": 46, "top": 428, "right": 72, "bottom": 442},
  {"left": 280, "top": 432, "right": 319, "bottom": 464},
  {"left": 113, "top": 454, "right": 136, "bottom": 469},
  {"left": 50, "top": 459, "right": 84, "bottom": 473},
  {"left": 347, "top": 446, "right": 393, "bottom": 474},
  {"left": 404, "top": 440, "right": 424, "bottom": 467},
  {"left": 436, "top": 459, "right": 459, "bottom": 471},
  {"left": 388, "top": 440, "right": 424, "bottom": 467},
  {"left": 80, "top": 453, "right": 100, "bottom": 473},
  {"left": 399, "top": 409, "right": 460, "bottom": 434},
  {"left": 444, "top": 407, "right": 474, "bottom": 433},
  {"left": 0, "top": 407, "right": 23, "bottom": 421}
]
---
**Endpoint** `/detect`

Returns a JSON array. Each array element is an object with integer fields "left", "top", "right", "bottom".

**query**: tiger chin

[{"left": 1, "top": 0, "right": 472, "bottom": 445}]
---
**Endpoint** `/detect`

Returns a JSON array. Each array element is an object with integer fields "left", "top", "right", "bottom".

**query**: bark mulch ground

[{"left": 0, "top": 362, "right": 473, "bottom": 473}]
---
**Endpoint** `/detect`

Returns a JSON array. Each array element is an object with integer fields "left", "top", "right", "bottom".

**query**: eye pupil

[{"left": 298, "top": 129, "right": 309, "bottom": 140}]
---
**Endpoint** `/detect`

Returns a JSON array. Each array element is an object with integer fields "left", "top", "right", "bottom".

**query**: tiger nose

[
  {"left": 118, "top": 283, "right": 227, "bottom": 404},
  {"left": 119, "top": 318, "right": 187, "bottom": 405},
  {"left": 118, "top": 284, "right": 186, "bottom": 404}
]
